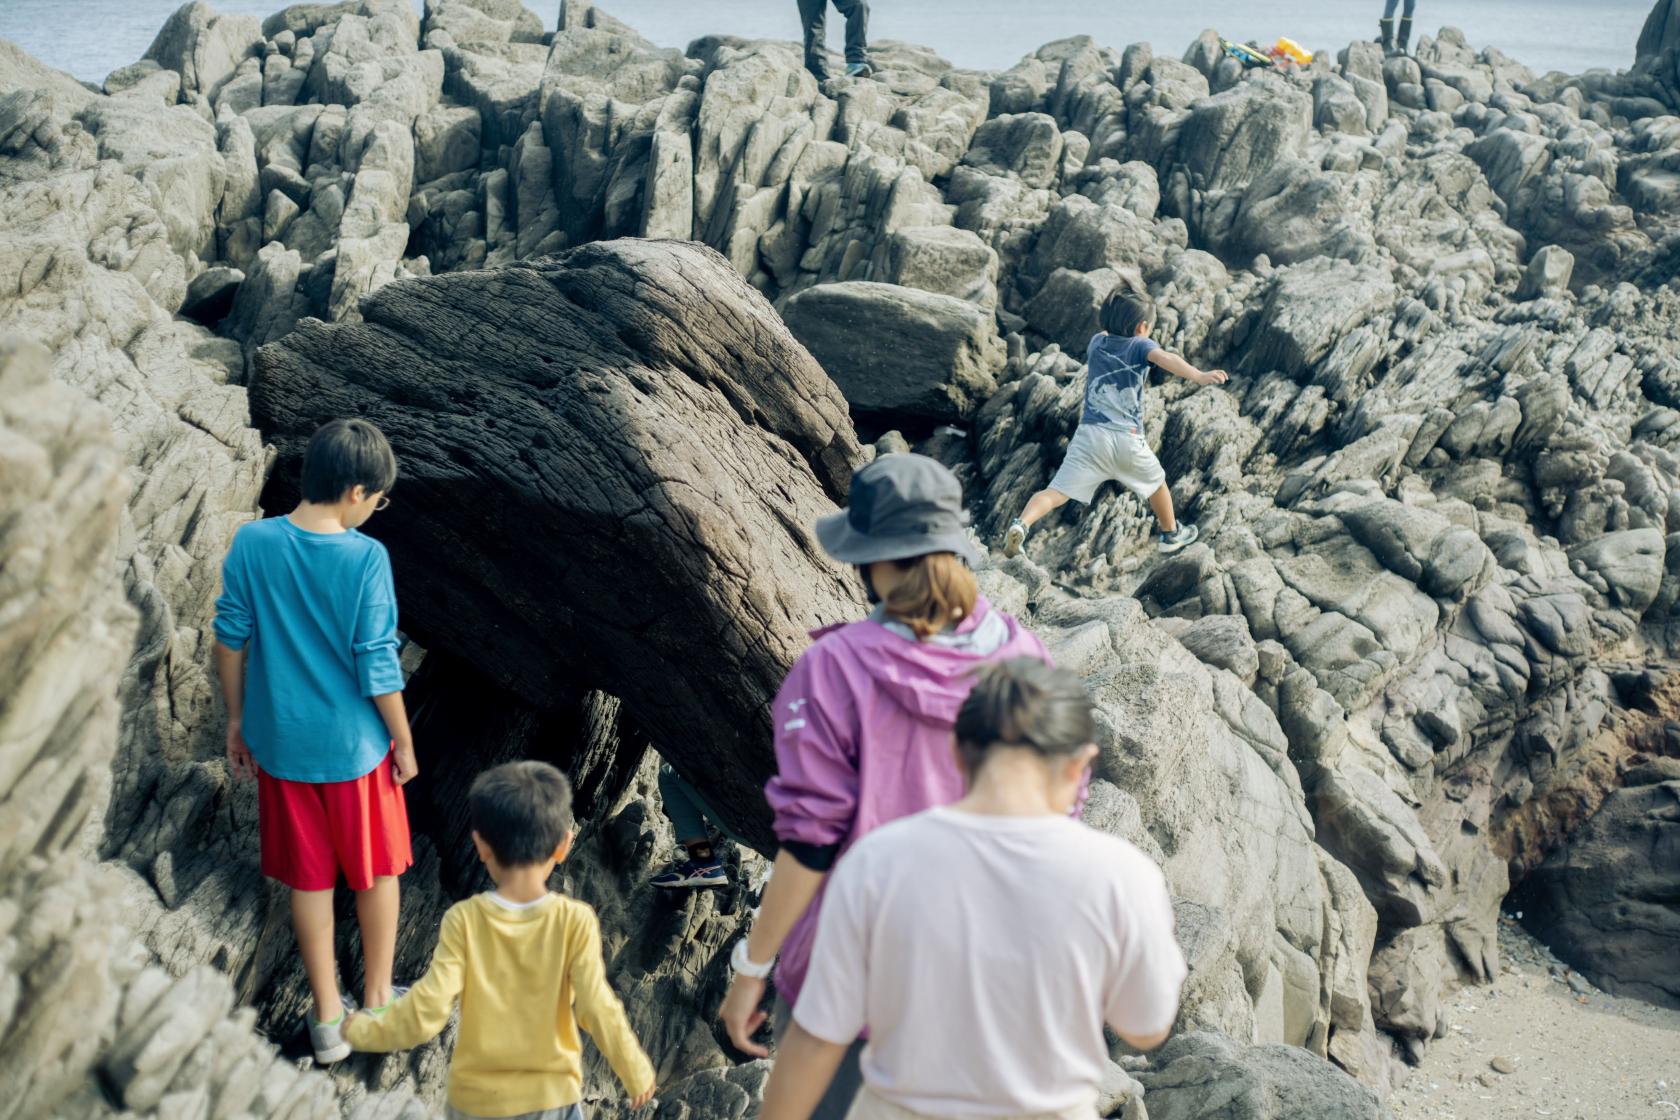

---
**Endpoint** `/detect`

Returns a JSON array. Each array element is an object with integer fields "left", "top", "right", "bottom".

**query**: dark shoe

[
  {"left": 1158, "top": 524, "right": 1199, "bottom": 554},
  {"left": 845, "top": 61, "right": 873, "bottom": 78},
  {"left": 651, "top": 858, "right": 727, "bottom": 890},
  {"left": 1397, "top": 16, "right": 1413, "bottom": 54},
  {"left": 1377, "top": 17, "right": 1394, "bottom": 52}
]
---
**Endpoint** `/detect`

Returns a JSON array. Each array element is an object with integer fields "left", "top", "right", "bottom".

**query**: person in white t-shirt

[{"left": 760, "top": 657, "right": 1187, "bottom": 1120}]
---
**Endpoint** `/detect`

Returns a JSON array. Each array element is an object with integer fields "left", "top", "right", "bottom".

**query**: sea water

[{"left": 0, "top": 0, "right": 1654, "bottom": 85}]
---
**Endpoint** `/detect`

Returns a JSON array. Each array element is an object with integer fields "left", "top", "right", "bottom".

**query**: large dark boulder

[
  {"left": 1512, "top": 753, "right": 1680, "bottom": 1009},
  {"left": 251, "top": 239, "right": 865, "bottom": 848}
]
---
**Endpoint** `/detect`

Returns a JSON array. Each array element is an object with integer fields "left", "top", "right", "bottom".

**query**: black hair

[
  {"left": 299, "top": 418, "right": 398, "bottom": 503},
  {"left": 468, "top": 760, "right": 575, "bottom": 867},
  {"left": 1099, "top": 288, "right": 1155, "bottom": 338},
  {"left": 954, "top": 658, "right": 1097, "bottom": 768}
]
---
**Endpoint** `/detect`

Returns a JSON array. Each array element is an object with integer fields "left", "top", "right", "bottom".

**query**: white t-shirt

[{"left": 793, "top": 807, "right": 1187, "bottom": 1118}]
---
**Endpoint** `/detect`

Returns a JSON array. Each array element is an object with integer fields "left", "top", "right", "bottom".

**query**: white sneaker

[
  {"left": 308, "top": 1010, "right": 350, "bottom": 1065},
  {"left": 1002, "top": 519, "right": 1027, "bottom": 558}
]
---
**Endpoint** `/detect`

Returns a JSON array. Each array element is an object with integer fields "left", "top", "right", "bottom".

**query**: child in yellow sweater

[{"left": 344, "top": 761, "right": 655, "bottom": 1119}]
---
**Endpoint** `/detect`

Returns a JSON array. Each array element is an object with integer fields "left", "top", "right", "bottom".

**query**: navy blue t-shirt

[{"left": 1081, "top": 333, "right": 1160, "bottom": 429}]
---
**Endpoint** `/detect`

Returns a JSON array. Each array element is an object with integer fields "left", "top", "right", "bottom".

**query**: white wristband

[{"left": 731, "top": 938, "right": 774, "bottom": 979}]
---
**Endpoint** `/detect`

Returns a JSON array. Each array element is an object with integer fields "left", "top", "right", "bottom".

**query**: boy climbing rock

[{"left": 1002, "top": 289, "right": 1228, "bottom": 558}]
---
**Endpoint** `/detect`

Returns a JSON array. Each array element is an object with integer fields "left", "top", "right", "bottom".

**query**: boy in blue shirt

[
  {"left": 213, "top": 418, "right": 416, "bottom": 1065},
  {"left": 1003, "top": 290, "right": 1229, "bottom": 558}
]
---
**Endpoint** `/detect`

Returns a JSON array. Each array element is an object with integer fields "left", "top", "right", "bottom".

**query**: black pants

[{"left": 797, "top": 0, "right": 869, "bottom": 77}]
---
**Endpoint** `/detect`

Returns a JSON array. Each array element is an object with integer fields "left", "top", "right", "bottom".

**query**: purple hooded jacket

[{"left": 764, "top": 594, "right": 1051, "bottom": 1005}]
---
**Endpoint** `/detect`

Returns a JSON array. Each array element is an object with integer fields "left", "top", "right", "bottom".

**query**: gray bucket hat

[{"left": 816, "top": 453, "right": 980, "bottom": 567}]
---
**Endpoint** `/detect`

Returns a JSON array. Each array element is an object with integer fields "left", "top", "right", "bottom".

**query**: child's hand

[
  {"left": 629, "top": 1085, "right": 655, "bottom": 1109},
  {"left": 1200, "top": 369, "right": 1229, "bottom": 386},
  {"left": 226, "top": 721, "right": 256, "bottom": 781},
  {"left": 392, "top": 742, "right": 420, "bottom": 785}
]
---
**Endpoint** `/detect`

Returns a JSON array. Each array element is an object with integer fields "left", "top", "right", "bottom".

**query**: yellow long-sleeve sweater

[{"left": 344, "top": 892, "right": 654, "bottom": 1118}]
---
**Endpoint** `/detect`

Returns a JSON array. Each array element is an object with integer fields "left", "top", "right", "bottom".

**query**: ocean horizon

[{"left": 0, "top": 0, "right": 1656, "bottom": 85}]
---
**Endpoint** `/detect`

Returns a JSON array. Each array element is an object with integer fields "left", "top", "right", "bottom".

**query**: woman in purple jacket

[{"left": 719, "top": 454, "right": 1050, "bottom": 1119}]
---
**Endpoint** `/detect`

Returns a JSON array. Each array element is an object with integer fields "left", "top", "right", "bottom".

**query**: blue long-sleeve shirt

[{"left": 214, "top": 516, "right": 405, "bottom": 783}]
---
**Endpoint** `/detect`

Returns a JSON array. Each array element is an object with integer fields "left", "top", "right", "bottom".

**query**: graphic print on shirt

[{"left": 1081, "top": 334, "right": 1159, "bottom": 429}]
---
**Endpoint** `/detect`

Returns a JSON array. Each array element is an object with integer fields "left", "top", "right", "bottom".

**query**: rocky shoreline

[{"left": 1, "top": 0, "right": 1679, "bottom": 1116}]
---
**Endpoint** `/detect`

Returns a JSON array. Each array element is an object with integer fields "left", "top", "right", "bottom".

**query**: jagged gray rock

[
  {"left": 1139, "top": 1031, "right": 1392, "bottom": 1119},
  {"left": 782, "top": 280, "right": 1005, "bottom": 421}
]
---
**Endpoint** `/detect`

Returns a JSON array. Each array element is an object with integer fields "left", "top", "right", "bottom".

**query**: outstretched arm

[
  {"left": 344, "top": 909, "right": 467, "bottom": 1051},
  {"left": 1148, "top": 349, "right": 1228, "bottom": 386}
]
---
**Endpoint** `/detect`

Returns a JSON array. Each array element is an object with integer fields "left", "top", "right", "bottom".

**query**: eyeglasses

[{"left": 374, "top": 496, "right": 391, "bottom": 511}]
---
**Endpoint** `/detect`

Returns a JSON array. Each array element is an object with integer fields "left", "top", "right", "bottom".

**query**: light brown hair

[{"left": 883, "top": 552, "right": 978, "bottom": 640}]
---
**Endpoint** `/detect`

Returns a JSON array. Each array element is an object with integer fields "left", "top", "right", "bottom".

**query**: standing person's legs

[
  {"left": 291, "top": 888, "right": 343, "bottom": 1022},
  {"left": 327, "top": 754, "right": 413, "bottom": 1010},
  {"left": 1382, "top": 0, "right": 1399, "bottom": 16},
  {"left": 772, "top": 997, "right": 865, "bottom": 1120},
  {"left": 659, "top": 762, "right": 712, "bottom": 849},
  {"left": 260, "top": 771, "right": 346, "bottom": 1022},
  {"left": 797, "top": 0, "right": 830, "bottom": 78},
  {"left": 653, "top": 762, "right": 731, "bottom": 887},
  {"left": 355, "top": 876, "right": 400, "bottom": 1010},
  {"left": 832, "top": 0, "right": 869, "bottom": 65}
]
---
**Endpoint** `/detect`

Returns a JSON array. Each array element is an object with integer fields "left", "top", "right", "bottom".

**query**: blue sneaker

[
  {"left": 651, "top": 858, "right": 727, "bottom": 890},
  {"left": 1158, "top": 523, "right": 1199, "bottom": 554},
  {"left": 845, "top": 61, "right": 874, "bottom": 78}
]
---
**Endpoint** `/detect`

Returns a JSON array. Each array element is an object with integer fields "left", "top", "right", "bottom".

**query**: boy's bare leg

[
  {"left": 1147, "top": 483, "right": 1177, "bottom": 533},
  {"left": 292, "top": 888, "right": 342, "bottom": 1022},
  {"left": 356, "top": 875, "right": 400, "bottom": 1010},
  {"left": 1020, "top": 488, "right": 1071, "bottom": 527}
]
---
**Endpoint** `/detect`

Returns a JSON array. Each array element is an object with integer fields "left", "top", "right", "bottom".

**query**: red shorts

[{"left": 258, "top": 757, "right": 413, "bottom": 891}]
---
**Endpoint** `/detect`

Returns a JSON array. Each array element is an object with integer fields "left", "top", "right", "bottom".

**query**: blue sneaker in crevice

[{"left": 651, "top": 858, "right": 727, "bottom": 890}]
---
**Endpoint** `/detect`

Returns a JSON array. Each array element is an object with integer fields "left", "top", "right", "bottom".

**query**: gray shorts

[
  {"left": 446, "top": 1105, "right": 584, "bottom": 1120},
  {"left": 1049, "top": 424, "right": 1166, "bottom": 504}
]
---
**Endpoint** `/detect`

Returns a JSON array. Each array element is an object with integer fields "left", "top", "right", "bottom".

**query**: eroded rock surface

[
  {"left": 1512, "top": 749, "right": 1680, "bottom": 1009},
  {"left": 249, "top": 238, "right": 864, "bottom": 846}
]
